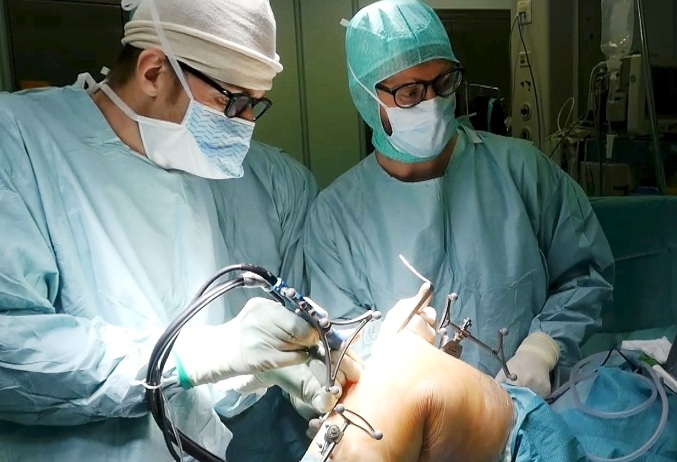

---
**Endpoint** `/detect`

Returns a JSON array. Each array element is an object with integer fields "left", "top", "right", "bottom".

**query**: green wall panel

[{"left": 253, "top": 0, "right": 305, "bottom": 165}]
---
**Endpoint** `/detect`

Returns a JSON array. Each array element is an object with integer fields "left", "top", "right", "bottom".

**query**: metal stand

[{"left": 635, "top": 0, "right": 666, "bottom": 194}]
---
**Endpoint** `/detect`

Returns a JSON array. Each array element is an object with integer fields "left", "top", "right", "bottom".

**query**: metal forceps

[{"left": 437, "top": 293, "right": 517, "bottom": 381}]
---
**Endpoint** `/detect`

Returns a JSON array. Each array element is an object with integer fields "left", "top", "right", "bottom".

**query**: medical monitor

[{"left": 624, "top": 54, "right": 677, "bottom": 136}]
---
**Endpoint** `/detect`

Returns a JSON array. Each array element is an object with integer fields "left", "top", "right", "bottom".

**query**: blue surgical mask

[
  {"left": 98, "top": 82, "right": 254, "bottom": 179},
  {"left": 183, "top": 100, "right": 255, "bottom": 177}
]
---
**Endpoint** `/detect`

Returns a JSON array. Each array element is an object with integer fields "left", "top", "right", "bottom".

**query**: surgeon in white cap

[{"left": 0, "top": 0, "right": 359, "bottom": 461}]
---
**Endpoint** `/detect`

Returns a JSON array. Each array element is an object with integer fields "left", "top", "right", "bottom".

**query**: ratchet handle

[
  {"left": 290, "top": 303, "right": 343, "bottom": 350},
  {"left": 270, "top": 279, "right": 346, "bottom": 352},
  {"left": 323, "top": 329, "right": 345, "bottom": 351}
]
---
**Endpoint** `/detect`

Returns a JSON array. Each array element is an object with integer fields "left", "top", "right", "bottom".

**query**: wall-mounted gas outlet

[
  {"left": 520, "top": 103, "right": 531, "bottom": 121},
  {"left": 517, "top": 0, "right": 532, "bottom": 25},
  {"left": 518, "top": 51, "right": 532, "bottom": 68}
]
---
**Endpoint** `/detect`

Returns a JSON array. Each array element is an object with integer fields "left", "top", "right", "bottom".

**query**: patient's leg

[{"left": 307, "top": 331, "right": 514, "bottom": 462}]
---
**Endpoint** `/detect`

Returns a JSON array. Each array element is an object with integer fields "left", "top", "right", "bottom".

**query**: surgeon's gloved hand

[
  {"left": 306, "top": 417, "right": 323, "bottom": 440},
  {"left": 495, "top": 332, "right": 561, "bottom": 398},
  {"left": 172, "top": 297, "right": 319, "bottom": 388},
  {"left": 377, "top": 282, "right": 437, "bottom": 344},
  {"left": 225, "top": 347, "right": 362, "bottom": 418}
]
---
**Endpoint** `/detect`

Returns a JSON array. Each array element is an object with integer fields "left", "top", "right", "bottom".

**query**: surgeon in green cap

[{"left": 303, "top": 0, "right": 615, "bottom": 399}]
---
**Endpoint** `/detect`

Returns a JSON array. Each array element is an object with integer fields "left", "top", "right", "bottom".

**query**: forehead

[
  {"left": 217, "top": 79, "right": 265, "bottom": 99},
  {"left": 187, "top": 71, "right": 265, "bottom": 99},
  {"left": 381, "top": 59, "right": 455, "bottom": 86}
]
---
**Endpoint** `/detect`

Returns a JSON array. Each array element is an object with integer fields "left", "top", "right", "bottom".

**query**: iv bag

[{"left": 601, "top": 0, "right": 635, "bottom": 62}]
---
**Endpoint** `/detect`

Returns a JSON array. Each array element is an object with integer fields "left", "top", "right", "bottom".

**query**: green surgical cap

[{"left": 345, "top": 0, "right": 458, "bottom": 162}]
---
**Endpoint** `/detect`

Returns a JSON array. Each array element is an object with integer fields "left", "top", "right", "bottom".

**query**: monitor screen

[{"left": 652, "top": 65, "right": 677, "bottom": 119}]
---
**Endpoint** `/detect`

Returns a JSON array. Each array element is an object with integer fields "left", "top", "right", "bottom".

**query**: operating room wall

[
  {"left": 0, "top": 0, "right": 11, "bottom": 91},
  {"left": 252, "top": 0, "right": 361, "bottom": 187}
]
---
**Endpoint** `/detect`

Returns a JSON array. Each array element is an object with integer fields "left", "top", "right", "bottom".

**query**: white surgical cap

[{"left": 122, "top": 0, "right": 283, "bottom": 91}]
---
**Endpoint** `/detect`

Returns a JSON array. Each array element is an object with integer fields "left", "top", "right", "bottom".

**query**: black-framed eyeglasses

[
  {"left": 375, "top": 66, "right": 465, "bottom": 109},
  {"left": 178, "top": 62, "right": 273, "bottom": 121}
]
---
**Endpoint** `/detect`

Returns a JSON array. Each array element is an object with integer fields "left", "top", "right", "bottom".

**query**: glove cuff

[
  {"left": 171, "top": 323, "right": 238, "bottom": 387},
  {"left": 173, "top": 352, "right": 194, "bottom": 389},
  {"left": 517, "top": 332, "right": 560, "bottom": 369}
]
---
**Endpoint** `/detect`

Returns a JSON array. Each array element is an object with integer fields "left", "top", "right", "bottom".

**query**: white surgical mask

[
  {"left": 383, "top": 95, "right": 458, "bottom": 159},
  {"left": 96, "top": 82, "right": 253, "bottom": 180}
]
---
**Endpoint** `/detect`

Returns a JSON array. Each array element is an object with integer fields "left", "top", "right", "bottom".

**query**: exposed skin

[
  {"left": 90, "top": 48, "right": 265, "bottom": 157},
  {"left": 305, "top": 331, "right": 515, "bottom": 462},
  {"left": 375, "top": 58, "right": 459, "bottom": 183}
]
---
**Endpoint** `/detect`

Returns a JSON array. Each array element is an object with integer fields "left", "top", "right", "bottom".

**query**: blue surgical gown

[
  {"left": 303, "top": 126, "right": 614, "bottom": 377},
  {"left": 0, "top": 86, "right": 318, "bottom": 461},
  {"left": 505, "top": 385, "right": 587, "bottom": 462}
]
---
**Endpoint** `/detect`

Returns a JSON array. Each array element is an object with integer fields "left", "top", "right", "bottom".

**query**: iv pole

[{"left": 635, "top": 0, "right": 666, "bottom": 194}]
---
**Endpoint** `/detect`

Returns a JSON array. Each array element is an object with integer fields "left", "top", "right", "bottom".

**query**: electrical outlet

[
  {"left": 518, "top": 51, "right": 532, "bottom": 68},
  {"left": 517, "top": 0, "right": 532, "bottom": 24}
]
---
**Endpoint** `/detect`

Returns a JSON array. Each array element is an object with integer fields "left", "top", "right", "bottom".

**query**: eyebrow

[
  {"left": 390, "top": 66, "right": 457, "bottom": 85},
  {"left": 218, "top": 81, "right": 263, "bottom": 98}
]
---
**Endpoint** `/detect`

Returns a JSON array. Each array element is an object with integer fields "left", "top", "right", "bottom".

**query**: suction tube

[{"left": 567, "top": 351, "right": 669, "bottom": 462}]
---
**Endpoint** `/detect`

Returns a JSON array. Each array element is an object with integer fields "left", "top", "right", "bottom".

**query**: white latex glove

[
  {"left": 495, "top": 332, "right": 561, "bottom": 398},
  {"left": 225, "top": 347, "right": 363, "bottom": 419},
  {"left": 172, "top": 297, "right": 319, "bottom": 388},
  {"left": 377, "top": 282, "right": 437, "bottom": 344}
]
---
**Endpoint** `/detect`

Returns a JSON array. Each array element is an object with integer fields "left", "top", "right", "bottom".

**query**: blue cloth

[
  {"left": 303, "top": 126, "right": 615, "bottom": 377},
  {"left": 0, "top": 86, "right": 318, "bottom": 461},
  {"left": 225, "top": 387, "right": 311, "bottom": 462},
  {"left": 504, "top": 385, "right": 587, "bottom": 461},
  {"left": 588, "top": 196, "right": 677, "bottom": 334},
  {"left": 551, "top": 366, "right": 677, "bottom": 462}
]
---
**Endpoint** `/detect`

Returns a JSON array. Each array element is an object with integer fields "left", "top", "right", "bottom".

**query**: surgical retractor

[
  {"left": 317, "top": 405, "right": 383, "bottom": 462},
  {"left": 268, "top": 277, "right": 382, "bottom": 393},
  {"left": 437, "top": 293, "right": 517, "bottom": 382}
]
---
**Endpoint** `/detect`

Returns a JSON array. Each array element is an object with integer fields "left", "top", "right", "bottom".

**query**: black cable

[
  {"left": 192, "top": 264, "right": 278, "bottom": 301},
  {"left": 145, "top": 263, "right": 311, "bottom": 462},
  {"left": 147, "top": 277, "right": 246, "bottom": 462},
  {"left": 509, "top": 14, "right": 520, "bottom": 108},
  {"left": 595, "top": 86, "right": 605, "bottom": 195},
  {"left": 516, "top": 20, "right": 542, "bottom": 151}
]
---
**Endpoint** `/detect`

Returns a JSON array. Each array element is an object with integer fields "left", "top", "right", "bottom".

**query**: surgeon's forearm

[
  {"left": 532, "top": 271, "right": 612, "bottom": 369},
  {"left": 0, "top": 313, "right": 180, "bottom": 425},
  {"left": 535, "top": 175, "right": 614, "bottom": 370}
]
